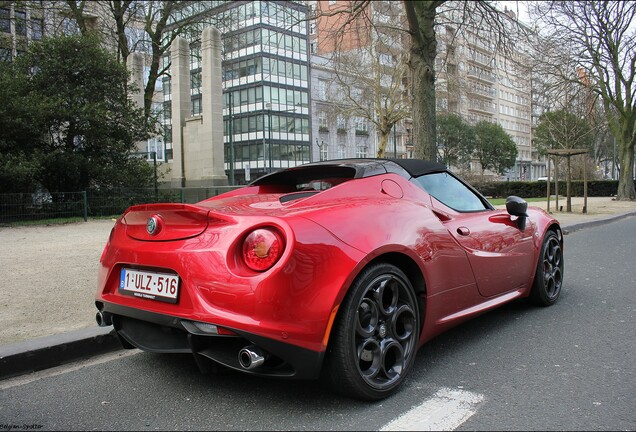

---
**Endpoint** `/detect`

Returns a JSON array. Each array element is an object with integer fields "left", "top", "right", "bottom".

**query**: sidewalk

[
  {"left": 1, "top": 196, "right": 635, "bottom": 379},
  {"left": 494, "top": 196, "right": 636, "bottom": 233}
]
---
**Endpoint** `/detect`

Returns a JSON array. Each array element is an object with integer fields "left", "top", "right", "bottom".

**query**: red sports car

[{"left": 95, "top": 158, "right": 563, "bottom": 400}]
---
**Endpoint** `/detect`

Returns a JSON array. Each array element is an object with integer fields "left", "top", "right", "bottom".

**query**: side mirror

[
  {"left": 506, "top": 196, "right": 528, "bottom": 230},
  {"left": 506, "top": 196, "right": 528, "bottom": 217}
]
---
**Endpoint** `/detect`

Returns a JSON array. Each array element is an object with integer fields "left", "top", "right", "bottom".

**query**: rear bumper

[{"left": 98, "top": 302, "right": 324, "bottom": 380}]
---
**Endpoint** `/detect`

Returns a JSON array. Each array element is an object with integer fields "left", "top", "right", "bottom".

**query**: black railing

[{"left": 0, "top": 186, "right": 243, "bottom": 224}]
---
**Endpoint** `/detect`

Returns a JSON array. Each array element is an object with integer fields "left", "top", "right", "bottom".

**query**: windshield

[{"left": 414, "top": 172, "right": 490, "bottom": 212}]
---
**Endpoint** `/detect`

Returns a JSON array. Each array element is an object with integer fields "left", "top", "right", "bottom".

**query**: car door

[{"left": 414, "top": 172, "right": 536, "bottom": 298}]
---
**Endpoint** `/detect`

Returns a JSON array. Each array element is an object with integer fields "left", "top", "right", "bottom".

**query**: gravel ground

[{"left": 0, "top": 219, "right": 115, "bottom": 345}]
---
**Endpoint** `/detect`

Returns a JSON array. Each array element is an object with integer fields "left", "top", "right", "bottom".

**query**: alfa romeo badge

[{"left": 146, "top": 215, "right": 161, "bottom": 235}]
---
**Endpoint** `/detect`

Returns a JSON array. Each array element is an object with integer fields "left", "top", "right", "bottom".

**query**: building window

[
  {"left": 163, "top": 125, "right": 172, "bottom": 145},
  {"left": 31, "top": 18, "right": 43, "bottom": 40},
  {"left": 336, "top": 115, "right": 346, "bottom": 133},
  {"left": 190, "top": 69, "right": 201, "bottom": 93},
  {"left": 147, "top": 137, "right": 165, "bottom": 161},
  {"left": 318, "top": 111, "right": 328, "bottom": 132},
  {"left": 355, "top": 117, "right": 368, "bottom": 134},
  {"left": 0, "top": 47, "right": 11, "bottom": 61},
  {"left": 320, "top": 142, "right": 328, "bottom": 161},
  {"left": 317, "top": 79, "right": 326, "bottom": 99},
  {"left": 162, "top": 78, "right": 171, "bottom": 100},
  {"left": 379, "top": 53, "right": 392, "bottom": 66},
  {"left": 191, "top": 95, "right": 202, "bottom": 116},
  {"left": 356, "top": 146, "right": 367, "bottom": 158},
  {"left": 61, "top": 17, "right": 79, "bottom": 35},
  {"left": 0, "top": 9, "right": 10, "bottom": 33},
  {"left": 14, "top": 10, "right": 26, "bottom": 36},
  {"left": 125, "top": 26, "right": 152, "bottom": 53}
]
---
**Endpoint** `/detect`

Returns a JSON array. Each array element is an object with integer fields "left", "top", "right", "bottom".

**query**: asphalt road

[{"left": 1, "top": 217, "right": 635, "bottom": 431}]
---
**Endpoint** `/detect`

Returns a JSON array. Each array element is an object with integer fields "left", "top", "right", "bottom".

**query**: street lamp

[
  {"left": 393, "top": 124, "right": 397, "bottom": 158},
  {"left": 264, "top": 102, "right": 272, "bottom": 173},
  {"left": 228, "top": 91, "right": 235, "bottom": 186},
  {"left": 295, "top": 145, "right": 303, "bottom": 164}
]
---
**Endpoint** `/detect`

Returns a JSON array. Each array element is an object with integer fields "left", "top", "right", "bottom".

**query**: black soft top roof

[
  {"left": 389, "top": 159, "right": 447, "bottom": 177},
  {"left": 251, "top": 158, "right": 447, "bottom": 187}
]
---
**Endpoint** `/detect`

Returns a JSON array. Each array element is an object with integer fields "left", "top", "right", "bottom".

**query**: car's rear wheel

[
  {"left": 324, "top": 263, "right": 419, "bottom": 400},
  {"left": 530, "top": 230, "right": 563, "bottom": 306}
]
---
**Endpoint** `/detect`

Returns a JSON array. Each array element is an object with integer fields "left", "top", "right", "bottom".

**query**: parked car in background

[{"left": 95, "top": 158, "right": 564, "bottom": 400}]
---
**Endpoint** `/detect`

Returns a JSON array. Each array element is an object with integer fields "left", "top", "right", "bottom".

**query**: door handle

[{"left": 457, "top": 227, "right": 470, "bottom": 236}]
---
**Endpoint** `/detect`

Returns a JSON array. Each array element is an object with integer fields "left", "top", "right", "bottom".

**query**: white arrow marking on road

[{"left": 380, "top": 387, "right": 485, "bottom": 431}]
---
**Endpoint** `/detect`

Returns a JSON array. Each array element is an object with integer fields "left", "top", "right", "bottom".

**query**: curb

[
  {"left": 0, "top": 326, "right": 121, "bottom": 380},
  {"left": 560, "top": 210, "right": 636, "bottom": 235}
]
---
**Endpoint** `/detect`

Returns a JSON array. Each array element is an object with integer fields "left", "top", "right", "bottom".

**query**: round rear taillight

[{"left": 242, "top": 228, "right": 284, "bottom": 272}]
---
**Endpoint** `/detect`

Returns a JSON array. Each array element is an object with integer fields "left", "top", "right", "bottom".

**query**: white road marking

[
  {"left": 0, "top": 350, "right": 140, "bottom": 390},
  {"left": 380, "top": 387, "right": 485, "bottom": 431}
]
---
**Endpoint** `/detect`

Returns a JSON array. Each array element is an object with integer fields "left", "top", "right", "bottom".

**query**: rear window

[{"left": 252, "top": 166, "right": 356, "bottom": 192}]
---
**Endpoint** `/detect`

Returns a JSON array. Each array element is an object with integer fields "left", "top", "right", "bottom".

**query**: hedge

[{"left": 472, "top": 180, "right": 634, "bottom": 199}]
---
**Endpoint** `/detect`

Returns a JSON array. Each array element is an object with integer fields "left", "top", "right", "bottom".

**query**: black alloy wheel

[
  {"left": 531, "top": 230, "right": 564, "bottom": 306},
  {"left": 324, "top": 263, "right": 419, "bottom": 400}
]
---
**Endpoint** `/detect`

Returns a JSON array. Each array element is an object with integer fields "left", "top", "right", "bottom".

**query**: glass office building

[{"left": 164, "top": 1, "right": 311, "bottom": 184}]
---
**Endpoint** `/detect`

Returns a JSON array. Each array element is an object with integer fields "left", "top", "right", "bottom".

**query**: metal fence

[{"left": 0, "top": 186, "right": 243, "bottom": 224}]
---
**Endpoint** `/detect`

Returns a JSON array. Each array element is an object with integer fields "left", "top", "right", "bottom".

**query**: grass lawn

[{"left": 488, "top": 197, "right": 550, "bottom": 205}]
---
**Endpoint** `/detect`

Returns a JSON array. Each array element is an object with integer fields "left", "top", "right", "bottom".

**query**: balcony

[
  {"left": 467, "top": 37, "right": 494, "bottom": 54},
  {"left": 467, "top": 55, "right": 494, "bottom": 69},
  {"left": 468, "top": 101, "right": 495, "bottom": 114},
  {"left": 467, "top": 69, "right": 496, "bottom": 83},
  {"left": 468, "top": 85, "right": 496, "bottom": 99}
]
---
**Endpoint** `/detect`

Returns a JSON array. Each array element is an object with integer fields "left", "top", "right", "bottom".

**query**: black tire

[
  {"left": 323, "top": 263, "right": 420, "bottom": 400},
  {"left": 530, "top": 230, "right": 564, "bottom": 306}
]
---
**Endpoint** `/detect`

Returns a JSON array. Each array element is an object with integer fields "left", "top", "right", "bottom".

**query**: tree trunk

[
  {"left": 566, "top": 155, "right": 572, "bottom": 212},
  {"left": 377, "top": 132, "right": 389, "bottom": 158},
  {"left": 111, "top": 1, "right": 130, "bottom": 65},
  {"left": 405, "top": 1, "right": 441, "bottom": 161},
  {"left": 616, "top": 134, "right": 636, "bottom": 200},
  {"left": 144, "top": 50, "right": 161, "bottom": 123}
]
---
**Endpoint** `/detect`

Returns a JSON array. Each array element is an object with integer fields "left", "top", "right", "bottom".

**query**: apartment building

[
  {"left": 308, "top": 0, "right": 411, "bottom": 160},
  {"left": 435, "top": 3, "right": 544, "bottom": 180},
  {"left": 312, "top": 1, "right": 546, "bottom": 180}
]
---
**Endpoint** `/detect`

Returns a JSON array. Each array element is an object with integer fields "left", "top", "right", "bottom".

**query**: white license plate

[{"left": 119, "top": 268, "right": 180, "bottom": 304}]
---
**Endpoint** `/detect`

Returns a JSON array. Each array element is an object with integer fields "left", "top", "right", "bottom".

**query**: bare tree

[
  {"left": 316, "top": 0, "right": 525, "bottom": 161},
  {"left": 534, "top": 109, "right": 594, "bottom": 210},
  {"left": 319, "top": 1, "right": 411, "bottom": 158},
  {"left": 50, "top": 1, "right": 230, "bottom": 125},
  {"left": 528, "top": 1, "right": 636, "bottom": 200}
]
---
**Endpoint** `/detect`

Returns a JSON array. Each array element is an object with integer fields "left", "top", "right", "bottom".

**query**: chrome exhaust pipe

[
  {"left": 238, "top": 345, "right": 266, "bottom": 370},
  {"left": 95, "top": 311, "right": 113, "bottom": 327}
]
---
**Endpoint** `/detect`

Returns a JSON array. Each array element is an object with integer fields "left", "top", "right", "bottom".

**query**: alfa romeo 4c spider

[{"left": 95, "top": 158, "right": 564, "bottom": 400}]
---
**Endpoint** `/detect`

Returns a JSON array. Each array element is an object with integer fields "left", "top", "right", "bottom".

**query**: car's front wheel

[
  {"left": 324, "top": 263, "right": 419, "bottom": 400},
  {"left": 530, "top": 230, "right": 564, "bottom": 306}
]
